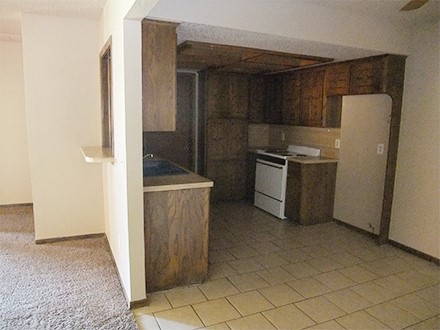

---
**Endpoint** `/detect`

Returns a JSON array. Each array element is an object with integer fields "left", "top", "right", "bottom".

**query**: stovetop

[{"left": 257, "top": 145, "right": 321, "bottom": 159}]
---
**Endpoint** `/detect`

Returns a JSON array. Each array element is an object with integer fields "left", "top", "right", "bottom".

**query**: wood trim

[
  {"left": 0, "top": 203, "right": 33, "bottom": 208},
  {"left": 129, "top": 298, "right": 149, "bottom": 309},
  {"left": 388, "top": 239, "right": 440, "bottom": 265},
  {"left": 35, "top": 233, "right": 105, "bottom": 245}
]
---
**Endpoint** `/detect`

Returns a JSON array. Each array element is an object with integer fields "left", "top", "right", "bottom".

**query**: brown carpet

[{"left": 0, "top": 205, "right": 138, "bottom": 330}]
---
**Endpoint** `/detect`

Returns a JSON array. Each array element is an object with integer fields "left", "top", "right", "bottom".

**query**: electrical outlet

[
  {"left": 335, "top": 139, "right": 340, "bottom": 149},
  {"left": 281, "top": 132, "right": 285, "bottom": 141},
  {"left": 377, "top": 143, "right": 384, "bottom": 155}
]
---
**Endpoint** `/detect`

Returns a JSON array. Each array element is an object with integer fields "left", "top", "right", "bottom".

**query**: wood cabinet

[
  {"left": 246, "top": 152, "right": 258, "bottom": 201},
  {"left": 142, "top": 20, "right": 178, "bottom": 131},
  {"left": 249, "top": 76, "right": 266, "bottom": 123},
  {"left": 264, "top": 76, "right": 283, "bottom": 124},
  {"left": 144, "top": 188, "right": 210, "bottom": 292},
  {"left": 325, "top": 64, "right": 350, "bottom": 96},
  {"left": 300, "top": 70, "right": 325, "bottom": 127},
  {"left": 285, "top": 162, "right": 337, "bottom": 225},
  {"left": 206, "top": 72, "right": 249, "bottom": 119},
  {"left": 281, "top": 74, "right": 301, "bottom": 125},
  {"left": 350, "top": 57, "right": 385, "bottom": 95}
]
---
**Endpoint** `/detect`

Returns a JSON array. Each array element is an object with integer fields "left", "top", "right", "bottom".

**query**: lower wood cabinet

[
  {"left": 285, "top": 162, "right": 337, "bottom": 225},
  {"left": 144, "top": 188, "right": 210, "bottom": 293}
]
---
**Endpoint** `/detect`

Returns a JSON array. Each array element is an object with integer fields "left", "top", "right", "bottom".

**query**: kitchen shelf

[{"left": 81, "top": 146, "right": 115, "bottom": 163}]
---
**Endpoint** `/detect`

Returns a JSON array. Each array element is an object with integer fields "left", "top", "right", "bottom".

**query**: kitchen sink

[{"left": 143, "top": 159, "right": 189, "bottom": 177}]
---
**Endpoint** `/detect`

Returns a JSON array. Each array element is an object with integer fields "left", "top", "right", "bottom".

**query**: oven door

[{"left": 255, "top": 158, "right": 286, "bottom": 201}]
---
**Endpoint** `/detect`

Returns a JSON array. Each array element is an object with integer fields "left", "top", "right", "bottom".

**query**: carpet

[{"left": 0, "top": 205, "right": 138, "bottom": 330}]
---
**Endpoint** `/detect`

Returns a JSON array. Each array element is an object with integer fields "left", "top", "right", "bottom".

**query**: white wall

[
  {"left": 0, "top": 40, "right": 32, "bottom": 205},
  {"left": 21, "top": 14, "right": 104, "bottom": 240},
  {"left": 390, "top": 20, "right": 440, "bottom": 259},
  {"left": 99, "top": 0, "right": 159, "bottom": 303}
]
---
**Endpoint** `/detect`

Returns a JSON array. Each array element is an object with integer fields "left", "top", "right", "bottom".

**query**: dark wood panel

[
  {"left": 249, "top": 76, "right": 266, "bottom": 123},
  {"left": 301, "top": 70, "right": 325, "bottom": 127},
  {"left": 286, "top": 162, "right": 337, "bottom": 225},
  {"left": 207, "top": 160, "right": 247, "bottom": 201},
  {"left": 325, "top": 64, "right": 350, "bottom": 96},
  {"left": 142, "top": 20, "right": 178, "bottom": 131},
  {"left": 206, "top": 119, "right": 248, "bottom": 161},
  {"left": 246, "top": 152, "right": 258, "bottom": 201},
  {"left": 349, "top": 57, "right": 386, "bottom": 95},
  {"left": 144, "top": 188, "right": 210, "bottom": 292},
  {"left": 264, "top": 76, "right": 283, "bottom": 124},
  {"left": 281, "top": 73, "right": 301, "bottom": 125}
]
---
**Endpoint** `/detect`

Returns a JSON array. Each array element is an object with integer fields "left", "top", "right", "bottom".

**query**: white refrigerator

[{"left": 333, "top": 95, "right": 392, "bottom": 235}]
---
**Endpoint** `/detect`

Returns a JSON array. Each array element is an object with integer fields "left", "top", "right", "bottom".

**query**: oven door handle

[{"left": 256, "top": 159, "right": 284, "bottom": 169}]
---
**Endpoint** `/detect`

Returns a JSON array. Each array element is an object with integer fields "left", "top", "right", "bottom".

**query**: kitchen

[{"left": 140, "top": 19, "right": 407, "bottom": 293}]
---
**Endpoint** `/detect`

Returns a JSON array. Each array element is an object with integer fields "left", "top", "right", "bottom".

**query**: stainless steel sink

[{"left": 143, "top": 159, "right": 189, "bottom": 177}]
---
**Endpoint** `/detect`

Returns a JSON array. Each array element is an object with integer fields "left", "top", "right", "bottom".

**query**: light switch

[{"left": 335, "top": 139, "right": 340, "bottom": 149}]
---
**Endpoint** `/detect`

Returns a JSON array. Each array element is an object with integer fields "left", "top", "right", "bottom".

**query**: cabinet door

[
  {"left": 249, "top": 76, "right": 266, "bottom": 123},
  {"left": 264, "top": 76, "right": 283, "bottom": 124},
  {"left": 325, "top": 64, "right": 350, "bottom": 96},
  {"left": 206, "top": 73, "right": 229, "bottom": 118},
  {"left": 229, "top": 74, "right": 250, "bottom": 119},
  {"left": 301, "top": 70, "right": 324, "bottom": 127},
  {"left": 142, "top": 20, "right": 178, "bottom": 131},
  {"left": 285, "top": 162, "right": 301, "bottom": 222},
  {"left": 350, "top": 58, "right": 385, "bottom": 94},
  {"left": 281, "top": 74, "right": 301, "bottom": 125}
]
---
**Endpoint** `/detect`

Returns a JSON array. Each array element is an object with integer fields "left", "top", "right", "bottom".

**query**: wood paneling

[
  {"left": 206, "top": 119, "right": 248, "bottom": 161},
  {"left": 281, "top": 74, "right": 301, "bottom": 125},
  {"left": 249, "top": 76, "right": 266, "bottom": 123},
  {"left": 285, "top": 162, "right": 337, "bottom": 225},
  {"left": 144, "top": 188, "right": 210, "bottom": 293},
  {"left": 301, "top": 70, "right": 325, "bottom": 127},
  {"left": 349, "top": 57, "right": 386, "bottom": 95},
  {"left": 142, "top": 20, "right": 178, "bottom": 131},
  {"left": 207, "top": 160, "right": 247, "bottom": 201},
  {"left": 325, "top": 64, "right": 350, "bottom": 96},
  {"left": 246, "top": 152, "right": 258, "bottom": 201}
]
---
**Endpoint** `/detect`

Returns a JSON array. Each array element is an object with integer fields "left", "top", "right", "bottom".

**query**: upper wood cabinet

[
  {"left": 349, "top": 57, "right": 385, "bottom": 95},
  {"left": 264, "top": 76, "right": 283, "bottom": 124},
  {"left": 142, "top": 20, "right": 178, "bottom": 131},
  {"left": 249, "top": 76, "right": 266, "bottom": 123},
  {"left": 325, "top": 64, "right": 350, "bottom": 96},
  {"left": 281, "top": 74, "right": 301, "bottom": 125},
  {"left": 300, "top": 70, "right": 325, "bottom": 127},
  {"left": 206, "top": 72, "right": 249, "bottom": 119}
]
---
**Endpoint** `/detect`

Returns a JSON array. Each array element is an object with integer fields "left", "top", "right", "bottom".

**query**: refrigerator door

[{"left": 334, "top": 95, "right": 392, "bottom": 235}]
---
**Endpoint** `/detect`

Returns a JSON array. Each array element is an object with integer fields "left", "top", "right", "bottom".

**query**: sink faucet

[{"left": 143, "top": 153, "right": 154, "bottom": 159}]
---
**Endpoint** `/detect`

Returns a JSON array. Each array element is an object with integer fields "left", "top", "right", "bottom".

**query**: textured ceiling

[{"left": 0, "top": 0, "right": 106, "bottom": 38}]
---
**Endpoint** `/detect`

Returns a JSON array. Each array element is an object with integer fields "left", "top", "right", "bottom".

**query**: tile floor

[{"left": 134, "top": 202, "right": 440, "bottom": 330}]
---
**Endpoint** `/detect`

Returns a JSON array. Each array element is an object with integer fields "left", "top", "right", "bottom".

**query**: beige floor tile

[
  {"left": 263, "top": 304, "right": 316, "bottom": 330},
  {"left": 287, "top": 277, "right": 332, "bottom": 298},
  {"left": 336, "top": 310, "right": 391, "bottom": 329},
  {"left": 391, "top": 293, "right": 439, "bottom": 320},
  {"left": 199, "top": 278, "right": 239, "bottom": 300},
  {"left": 277, "top": 248, "right": 311, "bottom": 263},
  {"left": 273, "top": 238, "right": 304, "bottom": 250},
  {"left": 227, "top": 290, "right": 274, "bottom": 316},
  {"left": 198, "top": 323, "right": 231, "bottom": 330},
  {"left": 136, "top": 314, "right": 160, "bottom": 330},
  {"left": 313, "top": 270, "right": 356, "bottom": 290},
  {"left": 193, "top": 298, "right": 241, "bottom": 326},
  {"left": 253, "top": 253, "right": 290, "bottom": 268},
  {"left": 351, "top": 282, "right": 396, "bottom": 304},
  {"left": 210, "top": 250, "right": 237, "bottom": 264},
  {"left": 228, "top": 258, "right": 265, "bottom": 274},
  {"left": 324, "top": 288, "right": 373, "bottom": 313},
  {"left": 133, "top": 292, "right": 172, "bottom": 315},
  {"left": 283, "top": 261, "right": 321, "bottom": 278},
  {"left": 295, "top": 296, "right": 346, "bottom": 323},
  {"left": 406, "top": 315, "right": 440, "bottom": 330},
  {"left": 307, "top": 257, "right": 343, "bottom": 272},
  {"left": 415, "top": 284, "right": 440, "bottom": 307},
  {"left": 251, "top": 241, "right": 282, "bottom": 254},
  {"left": 328, "top": 252, "right": 363, "bottom": 267},
  {"left": 165, "top": 286, "right": 207, "bottom": 308},
  {"left": 257, "top": 267, "right": 296, "bottom": 285},
  {"left": 259, "top": 283, "right": 304, "bottom": 307},
  {"left": 359, "top": 259, "right": 402, "bottom": 277},
  {"left": 365, "top": 302, "right": 420, "bottom": 329},
  {"left": 228, "top": 246, "right": 261, "bottom": 259},
  {"left": 227, "top": 313, "right": 276, "bottom": 330},
  {"left": 305, "top": 320, "right": 345, "bottom": 329},
  {"left": 338, "top": 265, "right": 378, "bottom": 283},
  {"left": 155, "top": 305, "right": 204, "bottom": 330},
  {"left": 253, "top": 232, "right": 278, "bottom": 243},
  {"left": 373, "top": 275, "right": 417, "bottom": 295},
  {"left": 228, "top": 272, "right": 269, "bottom": 292},
  {"left": 396, "top": 270, "right": 439, "bottom": 290},
  {"left": 209, "top": 262, "right": 239, "bottom": 280},
  {"left": 300, "top": 245, "right": 332, "bottom": 258}
]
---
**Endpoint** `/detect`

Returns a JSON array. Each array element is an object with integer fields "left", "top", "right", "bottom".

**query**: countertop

[
  {"left": 248, "top": 148, "right": 338, "bottom": 164},
  {"left": 143, "top": 161, "right": 213, "bottom": 192}
]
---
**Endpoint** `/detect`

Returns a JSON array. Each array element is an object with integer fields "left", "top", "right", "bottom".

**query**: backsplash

[{"left": 248, "top": 123, "right": 340, "bottom": 158}]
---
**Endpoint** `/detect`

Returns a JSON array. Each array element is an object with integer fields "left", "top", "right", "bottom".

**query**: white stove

[{"left": 254, "top": 145, "right": 321, "bottom": 219}]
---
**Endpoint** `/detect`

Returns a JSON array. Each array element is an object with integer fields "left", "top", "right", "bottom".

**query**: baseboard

[
  {"left": 333, "top": 218, "right": 378, "bottom": 239},
  {"left": 35, "top": 233, "right": 105, "bottom": 245},
  {"left": 388, "top": 239, "right": 440, "bottom": 265},
  {"left": 130, "top": 298, "right": 149, "bottom": 309},
  {"left": 0, "top": 203, "right": 33, "bottom": 208}
]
